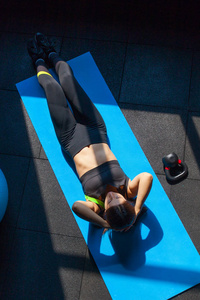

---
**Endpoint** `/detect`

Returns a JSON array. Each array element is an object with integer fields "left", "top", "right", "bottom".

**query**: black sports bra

[{"left": 80, "top": 160, "right": 130, "bottom": 204}]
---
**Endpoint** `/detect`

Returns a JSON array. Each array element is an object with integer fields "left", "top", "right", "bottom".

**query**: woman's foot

[
  {"left": 27, "top": 38, "right": 46, "bottom": 68},
  {"left": 35, "top": 32, "right": 62, "bottom": 67}
]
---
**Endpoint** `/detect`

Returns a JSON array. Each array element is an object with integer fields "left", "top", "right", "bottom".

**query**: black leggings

[{"left": 38, "top": 61, "right": 108, "bottom": 157}]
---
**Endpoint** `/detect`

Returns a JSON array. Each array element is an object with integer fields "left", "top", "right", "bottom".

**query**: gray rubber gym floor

[{"left": 0, "top": 1, "right": 200, "bottom": 299}]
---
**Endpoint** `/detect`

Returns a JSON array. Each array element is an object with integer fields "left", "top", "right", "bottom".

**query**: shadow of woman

[{"left": 87, "top": 208, "right": 163, "bottom": 272}]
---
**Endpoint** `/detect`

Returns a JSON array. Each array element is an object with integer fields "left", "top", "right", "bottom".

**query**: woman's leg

[
  {"left": 36, "top": 65, "right": 77, "bottom": 149},
  {"left": 34, "top": 32, "right": 106, "bottom": 129},
  {"left": 55, "top": 60, "right": 106, "bottom": 129},
  {"left": 27, "top": 37, "right": 78, "bottom": 155}
]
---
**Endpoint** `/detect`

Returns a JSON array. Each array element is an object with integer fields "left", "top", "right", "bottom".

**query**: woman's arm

[
  {"left": 72, "top": 201, "right": 111, "bottom": 228},
  {"left": 127, "top": 172, "right": 153, "bottom": 216}
]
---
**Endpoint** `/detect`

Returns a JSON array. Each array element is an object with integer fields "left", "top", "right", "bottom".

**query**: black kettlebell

[{"left": 162, "top": 152, "right": 188, "bottom": 182}]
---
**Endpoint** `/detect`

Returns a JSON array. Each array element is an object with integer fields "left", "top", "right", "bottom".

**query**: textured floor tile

[
  {"left": 0, "top": 155, "right": 30, "bottom": 226},
  {"left": 0, "top": 224, "right": 16, "bottom": 296},
  {"left": 0, "top": 1, "right": 72, "bottom": 36},
  {"left": 185, "top": 113, "right": 200, "bottom": 180},
  {"left": 67, "top": 20, "right": 129, "bottom": 42},
  {"left": 39, "top": 147, "right": 48, "bottom": 160},
  {"left": 120, "top": 44, "right": 192, "bottom": 108},
  {"left": 61, "top": 38, "right": 127, "bottom": 101},
  {"left": 170, "top": 178, "right": 200, "bottom": 253},
  {"left": 128, "top": 0, "right": 198, "bottom": 32},
  {"left": 170, "top": 284, "right": 200, "bottom": 300},
  {"left": 0, "top": 32, "right": 61, "bottom": 91},
  {"left": 120, "top": 104, "right": 187, "bottom": 174},
  {"left": 128, "top": 26, "right": 200, "bottom": 50},
  {"left": 128, "top": 1, "right": 200, "bottom": 49},
  {"left": 0, "top": 91, "right": 41, "bottom": 157},
  {"left": 60, "top": 0, "right": 130, "bottom": 42},
  {"left": 80, "top": 248, "right": 111, "bottom": 300},
  {"left": 0, "top": 33, "right": 35, "bottom": 90},
  {"left": 17, "top": 158, "right": 82, "bottom": 237},
  {"left": 1, "top": 229, "right": 86, "bottom": 300},
  {"left": 1, "top": 0, "right": 129, "bottom": 42},
  {"left": 66, "top": 0, "right": 129, "bottom": 42},
  {"left": 189, "top": 52, "right": 200, "bottom": 112}
]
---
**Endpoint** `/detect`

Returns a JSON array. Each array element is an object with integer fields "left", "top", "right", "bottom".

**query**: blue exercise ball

[{"left": 0, "top": 169, "right": 8, "bottom": 222}]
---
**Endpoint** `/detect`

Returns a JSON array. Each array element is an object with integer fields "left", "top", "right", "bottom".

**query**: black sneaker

[
  {"left": 27, "top": 38, "right": 46, "bottom": 65},
  {"left": 35, "top": 32, "right": 56, "bottom": 56}
]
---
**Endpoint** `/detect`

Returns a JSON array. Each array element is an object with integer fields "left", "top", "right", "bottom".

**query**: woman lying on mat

[{"left": 27, "top": 33, "right": 153, "bottom": 232}]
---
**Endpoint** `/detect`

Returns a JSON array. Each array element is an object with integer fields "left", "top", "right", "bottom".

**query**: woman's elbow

[{"left": 72, "top": 201, "right": 79, "bottom": 213}]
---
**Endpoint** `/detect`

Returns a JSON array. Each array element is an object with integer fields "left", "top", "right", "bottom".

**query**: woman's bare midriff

[{"left": 73, "top": 143, "right": 118, "bottom": 178}]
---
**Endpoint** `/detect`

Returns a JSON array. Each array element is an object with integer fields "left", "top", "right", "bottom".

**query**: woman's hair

[{"left": 106, "top": 201, "right": 135, "bottom": 230}]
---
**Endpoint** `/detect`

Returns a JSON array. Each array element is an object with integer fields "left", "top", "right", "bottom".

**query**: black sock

[
  {"left": 48, "top": 52, "right": 63, "bottom": 66},
  {"left": 35, "top": 58, "right": 47, "bottom": 68}
]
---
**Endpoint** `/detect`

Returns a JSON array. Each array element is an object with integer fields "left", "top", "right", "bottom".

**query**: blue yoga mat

[{"left": 16, "top": 52, "right": 200, "bottom": 300}]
